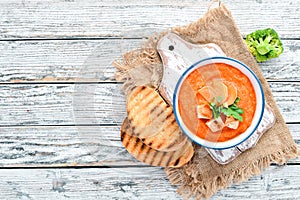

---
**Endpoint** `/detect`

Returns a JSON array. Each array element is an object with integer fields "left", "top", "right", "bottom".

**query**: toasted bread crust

[{"left": 121, "top": 118, "right": 194, "bottom": 168}]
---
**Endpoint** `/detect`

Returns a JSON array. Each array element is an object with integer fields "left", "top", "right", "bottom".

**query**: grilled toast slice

[
  {"left": 127, "top": 86, "right": 169, "bottom": 138},
  {"left": 127, "top": 86, "right": 186, "bottom": 151}
]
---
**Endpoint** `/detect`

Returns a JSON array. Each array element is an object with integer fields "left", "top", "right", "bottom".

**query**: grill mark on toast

[
  {"left": 121, "top": 132, "right": 129, "bottom": 146},
  {"left": 134, "top": 86, "right": 145, "bottom": 94},
  {"left": 139, "top": 143, "right": 151, "bottom": 162},
  {"left": 127, "top": 118, "right": 132, "bottom": 124},
  {"left": 149, "top": 151, "right": 159, "bottom": 165},
  {"left": 149, "top": 99, "right": 165, "bottom": 114},
  {"left": 120, "top": 131, "right": 126, "bottom": 141},
  {"left": 144, "top": 137, "right": 163, "bottom": 150},
  {"left": 159, "top": 120, "right": 182, "bottom": 150},
  {"left": 164, "top": 135, "right": 185, "bottom": 150},
  {"left": 128, "top": 87, "right": 154, "bottom": 113},
  {"left": 135, "top": 142, "right": 148, "bottom": 162},
  {"left": 137, "top": 87, "right": 152, "bottom": 103},
  {"left": 127, "top": 87, "right": 153, "bottom": 118},
  {"left": 168, "top": 142, "right": 189, "bottom": 167},
  {"left": 124, "top": 128, "right": 134, "bottom": 149},
  {"left": 150, "top": 101, "right": 169, "bottom": 118},
  {"left": 131, "top": 126, "right": 136, "bottom": 134},
  {"left": 162, "top": 115, "right": 179, "bottom": 132},
  {"left": 157, "top": 151, "right": 167, "bottom": 166},
  {"left": 136, "top": 94, "right": 163, "bottom": 117},
  {"left": 166, "top": 140, "right": 179, "bottom": 150},
  {"left": 130, "top": 136, "right": 142, "bottom": 153},
  {"left": 155, "top": 110, "right": 174, "bottom": 132},
  {"left": 143, "top": 117, "right": 184, "bottom": 151},
  {"left": 173, "top": 158, "right": 181, "bottom": 167},
  {"left": 128, "top": 92, "right": 158, "bottom": 125},
  {"left": 151, "top": 105, "right": 165, "bottom": 119},
  {"left": 128, "top": 87, "right": 162, "bottom": 118},
  {"left": 156, "top": 120, "right": 177, "bottom": 147},
  {"left": 161, "top": 118, "right": 176, "bottom": 133},
  {"left": 151, "top": 151, "right": 163, "bottom": 166},
  {"left": 165, "top": 150, "right": 175, "bottom": 166},
  {"left": 134, "top": 141, "right": 144, "bottom": 160},
  {"left": 166, "top": 111, "right": 174, "bottom": 120},
  {"left": 154, "top": 141, "right": 163, "bottom": 149},
  {"left": 155, "top": 142, "right": 163, "bottom": 149},
  {"left": 135, "top": 137, "right": 140, "bottom": 143},
  {"left": 121, "top": 119, "right": 131, "bottom": 148},
  {"left": 129, "top": 94, "right": 166, "bottom": 138},
  {"left": 128, "top": 86, "right": 147, "bottom": 101}
]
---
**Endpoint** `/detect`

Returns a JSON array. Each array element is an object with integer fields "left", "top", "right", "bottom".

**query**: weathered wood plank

[
  {"left": 0, "top": 39, "right": 143, "bottom": 83},
  {"left": 0, "top": 39, "right": 299, "bottom": 83},
  {"left": 0, "top": 166, "right": 299, "bottom": 199},
  {"left": 0, "top": 82, "right": 299, "bottom": 126},
  {"left": 0, "top": 0, "right": 299, "bottom": 39},
  {"left": 0, "top": 83, "right": 125, "bottom": 125},
  {"left": 0, "top": 124, "right": 298, "bottom": 167},
  {"left": 0, "top": 126, "right": 137, "bottom": 167}
]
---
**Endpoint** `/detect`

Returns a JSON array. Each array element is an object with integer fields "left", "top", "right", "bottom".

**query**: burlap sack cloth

[{"left": 113, "top": 3, "right": 300, "bottom": 199}]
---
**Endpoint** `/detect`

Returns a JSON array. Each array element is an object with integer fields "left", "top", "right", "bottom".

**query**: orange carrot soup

[{"left": 178, "top": 63, "right": 256, "bottom": 142}]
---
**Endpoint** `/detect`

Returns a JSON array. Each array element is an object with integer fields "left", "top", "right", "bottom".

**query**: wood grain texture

[
  {"left": 0, "top": 166, "right": 299, "bottom": 200},
  {"left": 0, "top": 0, "right": 299, "bottom": 39},
  {"left": 0, "top": 39, "right": 143, "bottom": 83},
  {"left": 0, "top": 0, "right": 299, "bottom": 198},
  {"left": 0, "top": 82, "right": 299, "bottom": 126},
  {"left": 0, "top": 83, "right": 125, "bottom": 125},
  {"left": 0, "top": 126, "right": 138, "bottom": 167},
  {"left": 0, "top": 124, "right": 298, "bottom": 167},
  {"left": 0, "top": 39, "right": 299, "bottom": 83}
]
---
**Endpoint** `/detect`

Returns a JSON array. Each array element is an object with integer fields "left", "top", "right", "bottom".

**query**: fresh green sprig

[
  {"left": 209, "top": 102, "right": 221, "bottom": 119},
  {"left": 209, "top": 97, "right": 244, "bottom": 122}
]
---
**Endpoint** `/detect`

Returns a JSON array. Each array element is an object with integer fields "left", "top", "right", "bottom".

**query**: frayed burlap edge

[
  {"left": 113, "top": 38, "right": 165, "bottom": 95},
  {"left": 165, "top": 146, "right": 300, "bottom": 200}
]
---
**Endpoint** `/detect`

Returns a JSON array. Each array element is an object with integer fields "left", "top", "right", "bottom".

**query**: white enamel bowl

[{"left": 173, "top": 57, "right": 265, "bottom": 150}]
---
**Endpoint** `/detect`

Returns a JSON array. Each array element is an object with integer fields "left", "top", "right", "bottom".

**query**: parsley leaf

[
  {"left": 209, "top": 102, "right": 221, "bottom": 119},
  {"left": 225, "top": 97, "right": 244, "bottom": 121},
  {"left": 234, "top": 97, "right": 241, "bottom": 103},
  {"left": 209, "top": 97, "right": 244, "bottom": 121},
  {"left": 232, "top": 112, "right": 243, "bottom": 121}
]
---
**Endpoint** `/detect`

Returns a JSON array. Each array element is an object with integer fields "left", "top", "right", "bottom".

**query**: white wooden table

[{"left": 0, "top": 0, "right": 299, "bottom": 199}]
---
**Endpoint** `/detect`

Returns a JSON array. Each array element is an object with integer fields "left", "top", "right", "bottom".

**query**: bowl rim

[{"left": 173, "top": 56, "right": 265, "bottom": 150}]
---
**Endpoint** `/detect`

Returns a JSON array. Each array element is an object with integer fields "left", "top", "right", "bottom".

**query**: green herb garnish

[
  {"left": 209, "top": 97, "right": 244, "bottom": 122},
  {"left": 209, "top": 102, "right": 221, "bottom": 119}
]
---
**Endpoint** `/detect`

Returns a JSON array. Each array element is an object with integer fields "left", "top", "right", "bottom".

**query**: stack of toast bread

[{"left": 121, "top": 86, "right": 194, "bottom": 168}]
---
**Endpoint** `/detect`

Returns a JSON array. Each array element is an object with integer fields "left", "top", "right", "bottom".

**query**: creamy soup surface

[{"left": 178, "top": 63, "right": 256, "bottom": 142}]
